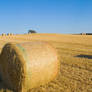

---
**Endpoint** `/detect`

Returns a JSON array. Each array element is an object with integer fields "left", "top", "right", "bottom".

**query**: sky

[{"left": 0, "top": 0, "right": 92, "bottom": 34}]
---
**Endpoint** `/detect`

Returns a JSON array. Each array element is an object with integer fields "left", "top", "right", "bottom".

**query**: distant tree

[{"left": 28, "top": 30, "right": 37, "bottom": 34}]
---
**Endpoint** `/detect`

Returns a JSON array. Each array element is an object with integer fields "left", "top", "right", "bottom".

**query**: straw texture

[{"left": 0, "top": 41, "right": 60, "bottom": 92}]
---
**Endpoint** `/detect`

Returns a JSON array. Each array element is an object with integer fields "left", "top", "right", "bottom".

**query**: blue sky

[{"left": 0, "top": 0, "right": 92, "bottom": 34}]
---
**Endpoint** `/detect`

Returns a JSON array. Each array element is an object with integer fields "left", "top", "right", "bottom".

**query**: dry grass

[{"left": 0, "top": 34, "right": 92, "bottom": 92}]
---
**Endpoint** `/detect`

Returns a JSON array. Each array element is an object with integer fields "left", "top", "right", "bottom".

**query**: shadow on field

[{"left": 75, "top": 54, "right": 92, "bottom": 59}]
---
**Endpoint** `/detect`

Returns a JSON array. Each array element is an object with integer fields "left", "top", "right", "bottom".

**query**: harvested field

[{"left": 0, "top": 34, "right": 92, "bottom": 92}]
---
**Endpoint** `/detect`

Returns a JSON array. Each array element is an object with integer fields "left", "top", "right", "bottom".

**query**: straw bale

[
  {"left": 1, "top": 33, "right": 6, "bottom": 36},
  {"left": 0, "top": 41, "right": 60, "bottom": 92},
  {"left": 7, "top": 33, "right": 13, "bottom": 36}
]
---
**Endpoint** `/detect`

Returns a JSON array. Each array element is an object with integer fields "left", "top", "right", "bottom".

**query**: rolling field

[{"left": 0, "top": 34, "right": 92, "bottom": 92}]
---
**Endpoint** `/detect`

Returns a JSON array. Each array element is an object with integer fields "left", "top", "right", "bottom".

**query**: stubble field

[{"left": 0, "top": 34, "right": 92, "bottom": 92}]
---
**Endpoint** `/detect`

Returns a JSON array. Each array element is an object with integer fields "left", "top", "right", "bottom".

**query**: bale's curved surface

[{"left": 0, "top": 41, "right": 60, "bottom": 92}]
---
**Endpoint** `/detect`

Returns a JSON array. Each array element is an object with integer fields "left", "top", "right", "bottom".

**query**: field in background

[{"left": 0, "top": 34, "right": 92, "bottom": 92}]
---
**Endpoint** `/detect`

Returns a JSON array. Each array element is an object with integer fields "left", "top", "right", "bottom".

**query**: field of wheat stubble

[{"left": 0, "top": 34, "right": 91, "bottom": 92}]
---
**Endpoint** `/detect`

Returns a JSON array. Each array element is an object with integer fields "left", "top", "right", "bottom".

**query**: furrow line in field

[
  {"left": 61, "top": 74, "right": 92, "bottom": 86},
  {"left": 60, "top": 63, "right": 92, "bottom": 85},
  {"left": 61, "top": 62, "right": 92, "bottom": 72},
  {"left": 57, "top": 75, "right": 92, "bottom": 92}
]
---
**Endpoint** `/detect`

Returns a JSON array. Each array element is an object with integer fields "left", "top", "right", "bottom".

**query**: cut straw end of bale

[{"left": 0, "top": 41, "right": 60, "bottom": 92}]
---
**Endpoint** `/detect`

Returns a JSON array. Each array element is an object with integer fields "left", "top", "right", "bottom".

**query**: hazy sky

[{"left": 0, "top": 0, "right": 92, "bottom": 34}]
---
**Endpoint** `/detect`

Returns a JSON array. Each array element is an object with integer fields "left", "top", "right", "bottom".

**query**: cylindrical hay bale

[
  {"left": 7, "top": 33, "right": 13, "bottom": 36},
  {"left": 1, "top": 33, "right": 6, "bottom": 36},
  {"left": 0, "top": 41, "right": 60, "bottom": 92}
]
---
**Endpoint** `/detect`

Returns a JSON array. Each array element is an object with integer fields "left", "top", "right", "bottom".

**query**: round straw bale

[
  {"left": 1, "top": 33, "right": 6, "bottom": 36},
  {"left": 0, "top": 41, "right": 60, "bottom": 92},
  {"left": 7, "top": 33, "right": 13, "bottom": 36}
]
